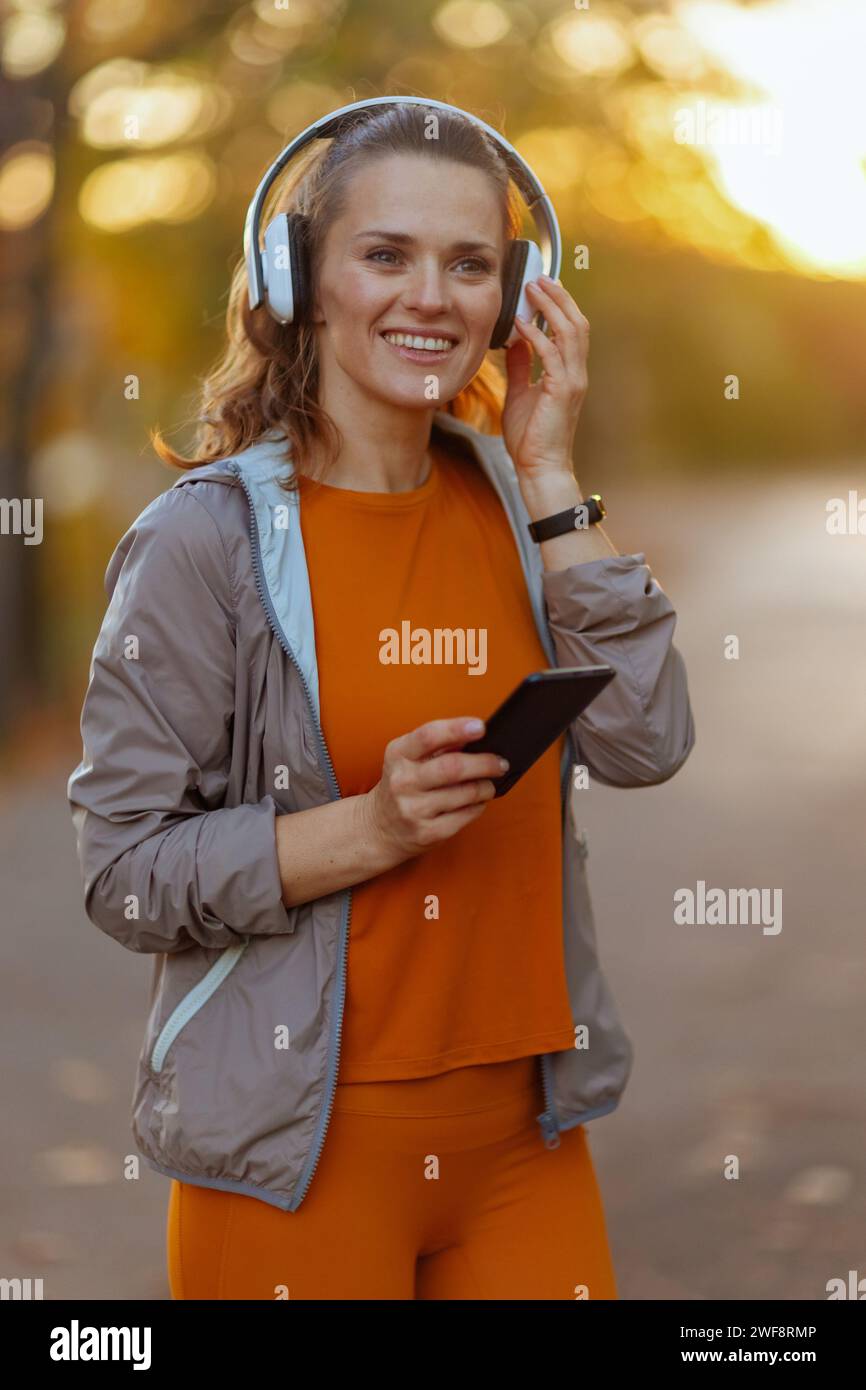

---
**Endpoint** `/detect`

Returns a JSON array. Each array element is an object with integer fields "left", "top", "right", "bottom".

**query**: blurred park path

[{"left": 1, "top": 467, "right": 863, "bottom": 1300}]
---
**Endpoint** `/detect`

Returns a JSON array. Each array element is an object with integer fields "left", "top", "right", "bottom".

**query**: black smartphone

[{"left": 462, "top": 666, "right": 616, "bottom": 797}]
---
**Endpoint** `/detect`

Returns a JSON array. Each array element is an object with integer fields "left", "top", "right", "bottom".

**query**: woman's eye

[{"left": 365, "top": 249, "right": 493, "bottom": 274}]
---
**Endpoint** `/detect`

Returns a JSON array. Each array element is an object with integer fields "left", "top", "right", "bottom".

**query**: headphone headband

[{"left": 243, "top": 95, "right": 562, "bottom": 312}]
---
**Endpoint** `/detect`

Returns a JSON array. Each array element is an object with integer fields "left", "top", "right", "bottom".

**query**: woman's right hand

[{"left": 361, "top": 717, "right": 509, "bottom": 862}]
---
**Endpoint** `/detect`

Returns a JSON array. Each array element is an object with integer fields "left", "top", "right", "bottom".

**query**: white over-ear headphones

[{"left": 243, "top": 95, "right": 562, "bottom": 350}]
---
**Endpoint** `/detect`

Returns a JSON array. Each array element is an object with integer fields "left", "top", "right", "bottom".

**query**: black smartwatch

[{"left": 527, "top": 493, "right": 606, "bottom": 543}]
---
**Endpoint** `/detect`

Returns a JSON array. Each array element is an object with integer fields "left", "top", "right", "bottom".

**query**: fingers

[
  {"left": 377, "top": 717, "right": 506, "bottom": 855},
  {"left": 528, "top": 276, "right": 590, "bottom": 342},
  {"left": 504, "top": 334, "right": 533, "bottom": 395},
  {"left": 416, "top": 747, "right": 505, "bottom": 792},
  {"left": 389, "top": 716, "right": 506, "bottom": 795},
  {"left": 513, "top": 313, "right": 566, "bottom": 380},
  {"left": 396, "top": 716, "right": 486, "bottom": 763},
  {"left": 520, "top": 276, "right": 589, "bottom": 380},
  {"left": 425, "top": 776, "right": 498, "bottom": 814}
]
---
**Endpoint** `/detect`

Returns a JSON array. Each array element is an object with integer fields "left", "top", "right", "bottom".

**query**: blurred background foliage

[{"left": 1, "top": 0, "right": 865, "bottom": 742}]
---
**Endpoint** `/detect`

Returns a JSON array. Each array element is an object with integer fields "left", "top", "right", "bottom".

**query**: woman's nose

[{"left": 403, "top": 265, "right": 449, "bottom": 311}]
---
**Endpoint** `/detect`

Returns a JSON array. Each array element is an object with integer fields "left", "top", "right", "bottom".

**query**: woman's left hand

[{"left": 500, "top": 275, "right": 590, "bottom": 482}]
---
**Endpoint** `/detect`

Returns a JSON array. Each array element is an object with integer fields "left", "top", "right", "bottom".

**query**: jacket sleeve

[
  {"left": 541, "top": 551, "right": 696, "bottom": 788},
  {"left": 67, "top": 484, "right": 297, "bottom": 954}
]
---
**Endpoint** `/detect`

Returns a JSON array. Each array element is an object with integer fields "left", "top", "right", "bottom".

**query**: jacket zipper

[
  {"left": 538, "top": 1054, "right": 561, "bottom": 1148},
  {"left": 534, "top": 748, "right": 576, "bottom": 1151},
  {"left": 228, "top": 463, "right": 351, "bottom": 1211}
]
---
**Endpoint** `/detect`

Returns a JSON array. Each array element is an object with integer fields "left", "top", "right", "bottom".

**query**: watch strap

[{"left": 527, "top": 493, "right": 606, "bottom": 543}]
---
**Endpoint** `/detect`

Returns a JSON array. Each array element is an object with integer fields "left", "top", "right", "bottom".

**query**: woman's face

[{"left": 311, "top": 153, "right": 507, "bottom": 408}]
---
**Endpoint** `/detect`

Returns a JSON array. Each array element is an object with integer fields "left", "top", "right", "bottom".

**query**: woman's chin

[{"left": 360, "top": 379, "right": 465, "bottom": 411}]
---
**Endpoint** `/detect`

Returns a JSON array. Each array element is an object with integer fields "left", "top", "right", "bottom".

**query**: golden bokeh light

[
  {"left": 227, "top": 22, "right": 284, "bottom": 66},
  {"left": 0, "top": 143, "right": 55, "bottom": 230},
  {"left": 79, "top": 73, "right": 231, "bottom": 149},
  {"left": 228, "top": 0, "right": 340, "bottom": 64},
  {"left": 633, "top": 14, "right": 707, "bottom": 82},
  {"left": 80, "top": 0, "right": 146, "bottom": 42},
  {"left": 69, "top": 59, "right": 150, "bottom": 118},
  {"left": 432, "top": 1, "right": 511, "bottom": 50},
  {"left": 78, "top": 152, "right": 217, "bottom": 231},
  {"left": 549, "top": 9, "right": 634, "bottom": 79},
  {"left": 1, "top": 8, "right": 65, "bottom": 78}
]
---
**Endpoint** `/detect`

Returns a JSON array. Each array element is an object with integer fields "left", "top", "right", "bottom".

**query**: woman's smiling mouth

[{"left": 380, "top": 330, "right": 458, "bottom": 362}]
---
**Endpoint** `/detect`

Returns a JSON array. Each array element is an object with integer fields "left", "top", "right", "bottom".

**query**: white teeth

[{"left": 382, "top": 332, "right": 455, "bottom": 352}]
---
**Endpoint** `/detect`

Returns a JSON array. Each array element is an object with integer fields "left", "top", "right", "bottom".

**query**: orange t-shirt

[{"left": 295, "top": 437, "right": 575, "bottom": 1081}]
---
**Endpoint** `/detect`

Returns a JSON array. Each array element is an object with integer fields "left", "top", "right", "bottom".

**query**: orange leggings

[{"left": 167, "top": 1053, "right": 618, "bottom": 1300}]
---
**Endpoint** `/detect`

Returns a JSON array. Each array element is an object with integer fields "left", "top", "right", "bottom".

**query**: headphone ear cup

[
  {"left": 490, "top": 239, "right": 530, "bottom": 350},
  {"left": 286, "top": 211, "right": 311, "bottom": 323},
  {"left": 261, "top": 211, "right": 311, "bottom": 324}
]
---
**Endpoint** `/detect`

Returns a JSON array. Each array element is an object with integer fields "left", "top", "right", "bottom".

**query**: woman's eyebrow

[{"left": 352, "top": 229, "right": 499, "bottom": 254}]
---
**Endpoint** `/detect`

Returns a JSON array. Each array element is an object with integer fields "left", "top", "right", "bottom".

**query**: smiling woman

[
  {"left": 69, "top": 96, "right": 695, "bottom": 1302},
  {"left": 150, "top": 102, "right": 523, "bottom": 486}
]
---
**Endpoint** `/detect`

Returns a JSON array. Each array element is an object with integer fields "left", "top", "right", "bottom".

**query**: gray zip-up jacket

[{"left": 67, "top": 410, "right": 695, "bottom": 1213}]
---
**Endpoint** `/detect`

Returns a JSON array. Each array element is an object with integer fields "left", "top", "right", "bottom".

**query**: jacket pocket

[{"left": 149, "top": 940, "right": 249, "bottom": 1075}]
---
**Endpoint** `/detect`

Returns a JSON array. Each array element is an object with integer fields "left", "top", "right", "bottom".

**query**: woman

[{"left": 67, "top": 101, "right": 695, "bottom": 1300}]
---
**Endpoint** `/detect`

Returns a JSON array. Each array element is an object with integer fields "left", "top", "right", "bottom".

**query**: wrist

[
  {"left": 519, "top": 470, "right": 583, "bottom": 521},
  {"left": 355, "top": 791, "right": 402, "bottom": 874}
]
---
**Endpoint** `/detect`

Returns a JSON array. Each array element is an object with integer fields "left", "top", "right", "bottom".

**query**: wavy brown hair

[{"left": 150, "top": 101, "right": 523, "bottom": 491}]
